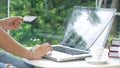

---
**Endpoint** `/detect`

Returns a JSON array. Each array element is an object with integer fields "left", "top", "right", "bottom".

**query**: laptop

[{"left": 44, "top": 6, "right": 116, "bottom": 62}]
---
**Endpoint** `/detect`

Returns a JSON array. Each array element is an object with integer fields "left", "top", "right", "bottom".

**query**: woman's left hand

[{"left": 31, "top": 43, "right": 52, "bottom": 60}]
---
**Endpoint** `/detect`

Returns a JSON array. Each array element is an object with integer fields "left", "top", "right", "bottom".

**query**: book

[
  {"left": 111, "top": 39, "right": 120, "bottom": 46},
  {"left": 108, "top": 38, "right": 120, "bottom": 58},
  {"left": 108, "top": 51, "right": 119, "bottom": 58},
  {"left": 109, "top": 45, "right": 119, "bottom": 52}
]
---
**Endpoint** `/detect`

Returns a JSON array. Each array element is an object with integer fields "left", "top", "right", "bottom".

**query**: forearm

[
  {"left": 0, "top": 19, "right": 3, "bottom": 26},
  {"left": 0, "top": 27, "right": 32, "bottom": 59}
]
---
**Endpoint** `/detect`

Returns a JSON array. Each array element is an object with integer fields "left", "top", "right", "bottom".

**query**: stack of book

[{"left": 108, "top": 39, "right": 120, "bottom": 58}]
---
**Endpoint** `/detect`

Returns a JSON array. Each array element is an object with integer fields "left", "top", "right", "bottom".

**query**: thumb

[{"left": 10, "top": 16, "right": 23, "bottom": 20}]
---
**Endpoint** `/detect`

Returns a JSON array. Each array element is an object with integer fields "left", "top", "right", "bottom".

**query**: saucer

[{"left": 85, "top": 57, "right": 107, "bottom": 64}]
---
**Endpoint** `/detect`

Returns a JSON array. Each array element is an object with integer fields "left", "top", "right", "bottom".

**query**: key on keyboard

[{"left": 53, "top": 46, "right": 88, "bottom": 55}]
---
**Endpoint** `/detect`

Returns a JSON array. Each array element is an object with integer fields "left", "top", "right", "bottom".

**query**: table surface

[{"left": 24, "top": 49, "right": 120, "bottom": 68}]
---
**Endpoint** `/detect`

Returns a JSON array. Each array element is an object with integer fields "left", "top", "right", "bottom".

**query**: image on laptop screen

[{"left": 61, "top": 6, "right": 116, "bottom": 50}]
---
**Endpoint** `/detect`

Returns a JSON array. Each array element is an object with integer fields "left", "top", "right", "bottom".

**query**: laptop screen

[{"left": 61, "top": 6, "right": 116, "bottom": 50}]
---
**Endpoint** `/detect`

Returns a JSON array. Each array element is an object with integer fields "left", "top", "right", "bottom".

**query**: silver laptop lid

[{"left": 61, "top": 6, "right": 116, "bottom": 50}]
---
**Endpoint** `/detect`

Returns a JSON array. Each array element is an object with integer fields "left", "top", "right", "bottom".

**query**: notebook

[{"left": 44, "top": 6, "right": 116, "bottom": 62}]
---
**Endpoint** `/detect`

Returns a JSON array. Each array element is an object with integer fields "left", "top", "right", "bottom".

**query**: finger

[
  {"left": 15, "top": 20, "right": 22, "bottom": 25},
  {"left": 41, "top": 44, "right": 51, "bottom": 50},
  {"left": 6, "top": 24, "right": 16, "bottom": 30},
  {"left": 44, "top": 47, "right": 52, "bottom": 54},
  {"left": 44, "top": 44, "right": 52, "bottom": 51},
  {"left": 15, "top": 22, "right": 20, "bottom": 27},
  {"left": 12, "top": 19, "right": 22, "bottom": 28},
  {"left": 42, "top": 43, "right": 51, "bottom": 47},
  {"left": 17, "top": 19, "right": 23, "bottom": 24},
  {"left": 49, "top": 47, "right": 52, "bottom": 51},
  {"left": 37, "top": 44, "right": 51, "bottom": 51},
  {"left": 10, "top": 16, "right": 23, "bottom": 20},
  {"left": 13, "top": 21, "right": 21, "bottom": 29}
]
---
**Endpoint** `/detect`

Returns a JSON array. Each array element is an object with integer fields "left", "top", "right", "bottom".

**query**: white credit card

[{"left": 23, "top": 16, "right": 37, "bottom": 22}]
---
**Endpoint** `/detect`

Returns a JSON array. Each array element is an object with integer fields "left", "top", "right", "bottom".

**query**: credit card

[{"left": 23, "top": 16, "right": 37, "bottom": 22}]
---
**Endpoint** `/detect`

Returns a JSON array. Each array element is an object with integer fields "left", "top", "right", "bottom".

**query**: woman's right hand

[
  {"left": 0, "top": 16, "right": 23, "bottom": 30},
  {"left": 31, "top": 43, "right": 52, "bottom": 60}
]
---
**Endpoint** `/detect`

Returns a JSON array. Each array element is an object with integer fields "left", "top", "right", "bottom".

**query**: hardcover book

[
  {"left": 109, "top": 45, "right": 119, "bottom": 52},
  {"left": 108, "top": 51, "right": 119, "bottom": 58},
  {"left": 111, "top": 39, "right": 120, "bottom": 46},
  {"left": 108, "top": 39, "right": 120, "bottom": 58}
]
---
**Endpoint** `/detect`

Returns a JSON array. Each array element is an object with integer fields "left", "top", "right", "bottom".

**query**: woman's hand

[
  {"left": 31, "top": 43, "right": 52, "bottom": 60},
  {"left": 0, "top": 16, "right": 23, "bottom": 30}
]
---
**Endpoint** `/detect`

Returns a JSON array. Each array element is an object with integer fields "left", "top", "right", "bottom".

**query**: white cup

[
  {"left": 118, "top": 47, "right": 120, "bottom": 57},
  {"left": 90, "top": 46, "right": 104, "bottom": 61}
]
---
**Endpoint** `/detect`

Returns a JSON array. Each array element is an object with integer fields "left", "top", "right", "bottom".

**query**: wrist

[{"left": 29, "top": 48, "right": 34, "bottom": 60}]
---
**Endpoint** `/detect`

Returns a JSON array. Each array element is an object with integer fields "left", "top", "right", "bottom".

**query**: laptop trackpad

[
  {"left": 45, "top": 50, "right": 73, "bottom": 58},
  {"left": 44, "top": 51, "right": 76, "bottom": 61}
]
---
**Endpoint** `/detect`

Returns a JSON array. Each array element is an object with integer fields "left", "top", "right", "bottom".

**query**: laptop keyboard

[{"left": 53, "top": 46, "right": 88, "bottom": 55}]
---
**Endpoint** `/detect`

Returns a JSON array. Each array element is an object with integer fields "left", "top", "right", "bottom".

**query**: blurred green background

[{"left": 0, "top": 0, "right": 119, "bottom": 47}]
